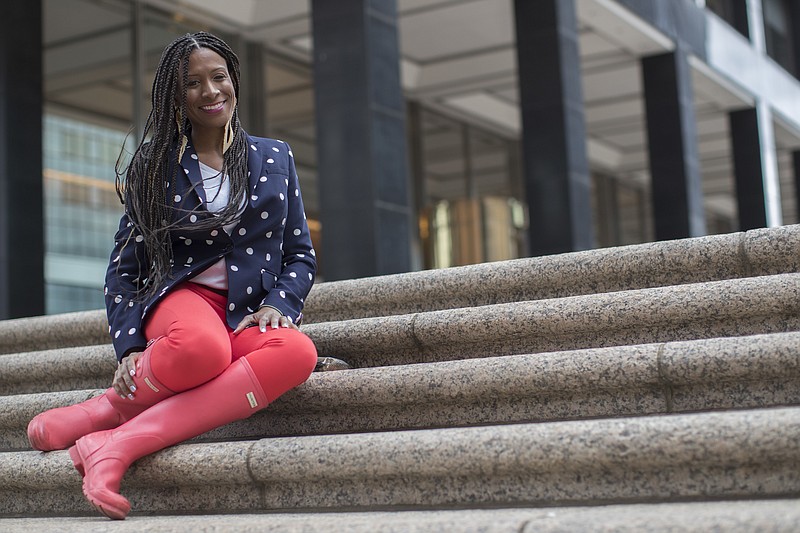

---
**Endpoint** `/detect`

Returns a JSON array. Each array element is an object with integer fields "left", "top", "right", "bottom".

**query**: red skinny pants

[{"left": 143, "top": 282, "right": 317, "bottom": 402}]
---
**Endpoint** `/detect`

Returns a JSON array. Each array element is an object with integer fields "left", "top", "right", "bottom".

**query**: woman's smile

[{"left": 200, "top": 101, "right": 226, "bottom": 113}]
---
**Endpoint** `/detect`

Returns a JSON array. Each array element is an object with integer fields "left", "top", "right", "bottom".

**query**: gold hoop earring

[
  {"left": 175, "top": 108, "right": 188, "bottom": 161},
  {"left": 222, "top": 95, "right": 237, "bottom": 154},
  {"left": 222, "top": 117, "right": 234, "bottom": 154},
  {"left": 178, "top": 135, "right": 189, "bottom": 163}
]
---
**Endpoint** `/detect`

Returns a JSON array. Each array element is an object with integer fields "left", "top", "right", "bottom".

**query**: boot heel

[{"left": 68, "top": 445, "right": 85, "bottom": 477}]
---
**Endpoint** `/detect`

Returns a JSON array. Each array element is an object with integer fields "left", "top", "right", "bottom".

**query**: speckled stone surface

[
  {"left": 246, "top": 407, "right": 800, "bottom": 509},
  {"left": 304, "top": 273, "right": 800, "bottom": 367},
  {"left": 2, "top": 226, "right": 798, "bottom": 354},
  {"left": 0, "top": 310, "right": 108, "bottom": 355},
  {"left": 2, "top": 500, "right": 800, "bottom": 532},
  {"left": 1, "top": 407, "right": 798, "bottom": 516},
  {"left": 661, "top": 333, "right": 800, "bottom": 412},
  {"left": 4, "top": 331, "right": 800, "bottom": 451},
  {"left": 303, "top": 225, "right": 800, "bottom": 323},
  {"left": 0, "top": 345, "right": 116, "bottom": 395},
  {"left": 743, "top": 224, "right": 800, "bottom": 276}
]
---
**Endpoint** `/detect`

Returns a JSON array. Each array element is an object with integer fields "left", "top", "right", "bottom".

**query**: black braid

[{"left": 115, "top": 32, "right": 249, "bottom": 300}]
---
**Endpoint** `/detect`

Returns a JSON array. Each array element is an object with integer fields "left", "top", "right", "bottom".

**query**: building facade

[{"left": 1, "top": 0, "right": 799, "bottom": 318}]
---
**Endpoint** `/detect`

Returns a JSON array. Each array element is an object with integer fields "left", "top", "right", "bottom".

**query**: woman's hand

[
  {"left": 233, "top": 306, "right": 298, "bottom": 335},
  {"left": 113, "top": 351, "right": 143, "bottom": 400}
]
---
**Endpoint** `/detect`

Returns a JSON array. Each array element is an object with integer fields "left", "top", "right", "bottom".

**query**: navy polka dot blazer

[{"left": 104, "top": 134, "right": 316, "bottom": 362}]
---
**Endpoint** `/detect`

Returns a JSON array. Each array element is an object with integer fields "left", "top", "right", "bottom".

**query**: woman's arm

[
  {"left": 257, "top": 143, "right": 317, "bottom": 323},
  {"left": 104, "top": 213, "right": 149, "bottom": 362}
]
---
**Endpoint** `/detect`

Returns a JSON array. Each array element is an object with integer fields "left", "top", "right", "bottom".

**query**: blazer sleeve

[
  {"left": 259, "top": 143, "right": 317, "bottom": 323},
  {"left": 104, "top": 212, "right": 149, "bottom": 361}
]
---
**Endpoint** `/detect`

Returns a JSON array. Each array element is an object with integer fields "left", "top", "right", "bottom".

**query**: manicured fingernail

[
  {"left": 119, "top": 394, "right": 126, "bottom": 400},
  {"left": 129, "top": 369, "right": 136, "bottom": 377},
  {"left": 260, "top": 326, "right": 266, "bottom": 332},
  {"left": 127, "top": 394, "right": 135, "bottom": 400},
  {"left": 130, "top": 385, "right": 137, "bottom": 392}
]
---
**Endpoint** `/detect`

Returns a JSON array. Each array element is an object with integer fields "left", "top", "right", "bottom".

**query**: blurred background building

[{"left": 1, "top": 0, "right": 799, "bottom": 318}]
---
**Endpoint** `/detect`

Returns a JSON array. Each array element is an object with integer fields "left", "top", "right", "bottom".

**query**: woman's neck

[{"left": 191, "top": 129, "right": 224, "bottom": 170}]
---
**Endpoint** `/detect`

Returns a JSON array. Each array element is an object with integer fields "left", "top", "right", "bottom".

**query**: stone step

[
  {"left": 304, "top": 272, "right": 800, "bottom": 366},
  {"left": 1, "top": 500, "right": 799, "bottom": 532},
  {"left": 304, "top": 224, "right": 800, "bottom": 323},
  {"left": 3, "top": 332, "right": 799, "bottom": 452},
  {"left": 1, "top": 407, "right": 798, "bottom": 516},
  {"left": 2, "top": 273, "right": 798, "bottom": 394},
  {"left": 1, "top": 225, "right": 797, "bottom": 356},
  {"left": 0, "top": 310, "right": 108, "bottom": 356}
]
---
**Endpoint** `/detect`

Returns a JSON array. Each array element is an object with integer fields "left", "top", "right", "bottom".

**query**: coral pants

[{"left": 143, "top": 282, "right": 317, "bottom": 402}]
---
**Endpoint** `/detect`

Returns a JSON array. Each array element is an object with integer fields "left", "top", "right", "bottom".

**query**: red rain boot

[
  {"left": 68, "top": 358, "right": 268, "bottom": 520},
  {"left": 27, "top": 343, "right": 175, "bottom": 451}
]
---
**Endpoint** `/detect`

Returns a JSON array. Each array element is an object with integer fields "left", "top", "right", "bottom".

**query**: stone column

[
  {"left": 0, "top": 1, "right": 44, "bottom": 319},
  {"left": 641, "top": 49, "right": 706, "bottom": 239},
  {"left": 729, "top": 107, "right": 768, "bottom": 230},
  {"left": 514, "top": 0, "right": 593, "bottom": 256},
  {"left": 241, "top": 41, "right": 268, "bottom": 137},
  {"left": 311, "top": 0, "right": 413, "bottom": 280}
]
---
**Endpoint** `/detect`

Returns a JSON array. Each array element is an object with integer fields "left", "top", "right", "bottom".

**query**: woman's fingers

[
  {"left": 233, "top": 309, "right": 296, "bottom": 334},
  {"left": 232, "top": 316, "right": 253, "bottom": 335},
  {"left": 113, "top": 352, "right": 141, "bottom": 399}
]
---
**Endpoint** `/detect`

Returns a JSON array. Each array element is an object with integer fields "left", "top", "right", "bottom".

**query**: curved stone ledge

[
  {"left": 0, "top": 310, "right": 108, "bottom": 356},
  {"left": 1, "top": 500, "right": 800, "bottom": 533},
  {"left": 1, "top": 226, "right": 798, "bottom": 355},
  {"left": 0, "top": 345, "right": 115, "bottom": 395},
  {"left": 302, "top": 224, "right": 800, "bottom": 323},
  {"left": 304, "top": 273, "right": 800, "bottom": 367},
  {"left": 0, "top": 407, "right": 798, "bottom": 515},
  {"left": 3, "top": 331, "right": 799, "bottom": 452}
]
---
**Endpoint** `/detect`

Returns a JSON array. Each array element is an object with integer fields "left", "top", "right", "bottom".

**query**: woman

[{"left": 26, "top": 32, "right": 318, "bottom": 520}]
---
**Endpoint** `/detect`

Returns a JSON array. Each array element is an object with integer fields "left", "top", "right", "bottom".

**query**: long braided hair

[{"left": 115, "top": 32, "right": 249, "bottom": 299}]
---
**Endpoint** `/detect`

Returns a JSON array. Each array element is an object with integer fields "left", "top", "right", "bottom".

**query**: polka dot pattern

[{"left": 106, "top": 139, "right": 316, "bottom": 360}]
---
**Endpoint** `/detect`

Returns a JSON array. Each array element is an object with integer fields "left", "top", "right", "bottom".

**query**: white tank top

[{"left": 188, "top": 161, "right": 238, "bottom": 290}]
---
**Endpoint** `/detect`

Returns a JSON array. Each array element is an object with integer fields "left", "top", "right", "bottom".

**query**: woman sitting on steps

[{"left": 27, "top": 31, "right": 319, "bottom": 520}]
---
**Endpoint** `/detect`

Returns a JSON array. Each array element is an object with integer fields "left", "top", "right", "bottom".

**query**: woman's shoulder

[{"left": 246, "top": 134, "right": 292, "bottom": 153}]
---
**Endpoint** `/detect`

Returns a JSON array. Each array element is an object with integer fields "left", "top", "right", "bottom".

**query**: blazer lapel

[
  {"left": 245, "top": 133, "right": 263, "bottom": 194},
  {"left": 179, "top": 142, "right": 208, "bottom": 204}
]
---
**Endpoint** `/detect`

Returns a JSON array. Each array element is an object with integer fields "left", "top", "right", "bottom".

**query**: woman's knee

[
  {"left": 245, "top": 329, "right": 318, "bottom": 401},
  {"left": 150, "top": 324, "right": 232, "bottom": 390}
]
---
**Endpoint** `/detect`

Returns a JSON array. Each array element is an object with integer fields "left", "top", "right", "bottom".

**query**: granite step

[
  {"left": 1, "top": 500, "right": 799, "bottom": 532},
  {"left": 304, "top": 272, "right": 800, "bottom": 367},
  {"left": 1, "top": 406, "right": 798, "bottom": 516},
  {"left": 2, "top": 332, "right": 799, "bottom": 452},
  {"left": 1, "top": 225, "right": 797, "bottom": 356},
  {"left": 303, "top": 224, "right": 800, "bottom": 324},
  {"left": 2, "top": 273, "right": 798, "bottom": 395}
]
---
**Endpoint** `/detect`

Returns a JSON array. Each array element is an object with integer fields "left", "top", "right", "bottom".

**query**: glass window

[
  {"left": 415, "top": 107, "right": 525, "bottom": 268},
  {"left": 43, "top": 0, "right": 133, "bottom": 313},
  {"left": 706, "top": 0, "right": 750, "bottom": 38},
  {"left": 763, "top": 0, "right": 797, "bottom": 75},
  {"left": 591, "top": 172, "right": 653, "bottom": 247}
]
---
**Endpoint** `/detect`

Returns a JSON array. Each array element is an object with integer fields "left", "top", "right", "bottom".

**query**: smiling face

[{"left": 183, "top": 47, "right": 235, "bottom": 140}]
